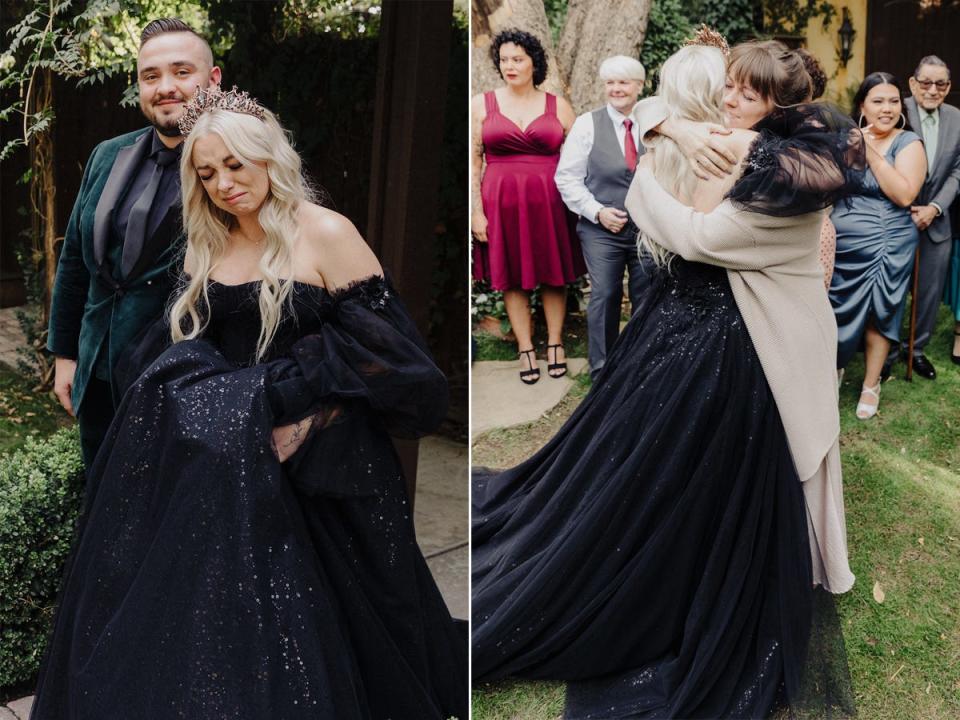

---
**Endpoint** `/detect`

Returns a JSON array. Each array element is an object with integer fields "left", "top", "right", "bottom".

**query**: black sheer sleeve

[
  {"left": 727, "top": 103, "right": 867, "bottom": 217},
  {"left": 265, "top": 275, "right": 448, "bottom": 439}
]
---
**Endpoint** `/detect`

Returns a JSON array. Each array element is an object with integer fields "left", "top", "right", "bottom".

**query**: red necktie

[{"left": 623, "top": 119, "right": 637, "bottom": 172}]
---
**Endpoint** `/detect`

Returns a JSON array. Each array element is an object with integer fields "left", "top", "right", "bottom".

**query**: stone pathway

[
  {"left": 0, "top": 306, "right": 30, "bottom": 370},
  {"left": 417, "top": 434, "right": 469, "bottom": 620},
  {"left": 471, "top": 357, "right": 589, "bottom": 436},
  {"left": 2, "top": 433, "right": 468, "bottom": 715},
  {"left": 1, "top": 697, "right": 30, "bottom": 720}
]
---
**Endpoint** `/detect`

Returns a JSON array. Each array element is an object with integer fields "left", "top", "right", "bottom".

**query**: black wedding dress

[
  {"left": 31, "top": 276, "right": 467, "bottom": 720},
  {"left": 472, "top": 107, "right": 861, "bottom": 720}
]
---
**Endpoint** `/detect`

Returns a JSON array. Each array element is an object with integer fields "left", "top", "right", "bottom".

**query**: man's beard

[
  {"left": 154, "top": 119, "right": 182, "bottom": 138},
  {"left": 143, "top": 100, "right": 184, "bottom": 138}
]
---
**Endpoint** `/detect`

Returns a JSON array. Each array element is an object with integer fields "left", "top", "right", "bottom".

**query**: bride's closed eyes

[{"left": 196, "top": 159, "right": 244, "bottom": 182}]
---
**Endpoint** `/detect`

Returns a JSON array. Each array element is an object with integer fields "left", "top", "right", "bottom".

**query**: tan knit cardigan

[{"left": 625, "top": 163, "right": 855, "bottom": 593}]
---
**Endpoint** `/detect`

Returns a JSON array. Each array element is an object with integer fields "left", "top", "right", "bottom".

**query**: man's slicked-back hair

[
  {"left": 141, "top": 17, "right": 198, "bottom": 44},
  {"left": 140, "top": 17, "right": 213, "bottom": 66},
  {"left": 914, "top": 55, "right": 950, "bottom": 80}
]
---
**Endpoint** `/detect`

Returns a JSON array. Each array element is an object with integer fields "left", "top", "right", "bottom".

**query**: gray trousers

[
  {"left": 892, "top": 234, "right": 953, "bottom": 359},
  {"left": 580, "top": 226, "right": 652, "bottom": 376}
]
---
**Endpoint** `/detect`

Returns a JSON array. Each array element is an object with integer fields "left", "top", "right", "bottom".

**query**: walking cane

[{"left": 906, "top": 244, "right": 921, "bottom": 381}]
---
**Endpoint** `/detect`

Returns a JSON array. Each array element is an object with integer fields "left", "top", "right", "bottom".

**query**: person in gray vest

[
  {"left": 555, "top": 55, "right": 650, "bottom": 378},
  {"left": 890, "top": 55, "right": 960, "bottom": 379}
]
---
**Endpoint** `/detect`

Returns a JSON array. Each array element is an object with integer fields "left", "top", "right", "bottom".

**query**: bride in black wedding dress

[
  {"left": 472, "top": 39, "right": 863, "bottom": 719},
  {"left": 30, "top": 87, "right": 467, "bottom": 720}
]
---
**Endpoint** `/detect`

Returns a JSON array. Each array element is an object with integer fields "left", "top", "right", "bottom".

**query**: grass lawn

[
  {"left": 0, "top": 362, "right": 73, "bottom": 456},
  {"left": 471, "top": 308, "right": 960, "bottom": 720}
]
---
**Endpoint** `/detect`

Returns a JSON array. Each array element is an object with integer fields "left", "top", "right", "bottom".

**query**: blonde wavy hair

[
  {"left": 641, "top": 44, "right": 727, "bottom": 268},
  {"left": 169, "top": 107, "right": 314, "bottom": 361}
]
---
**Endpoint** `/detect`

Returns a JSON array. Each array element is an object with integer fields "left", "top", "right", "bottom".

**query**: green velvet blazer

[{"left": 47, "top": 128, "right": 184, "bottom": 414}]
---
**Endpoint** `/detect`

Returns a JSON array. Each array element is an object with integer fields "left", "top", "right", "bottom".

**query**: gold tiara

[
  {"left": 683, "top": 25, "right": 730, "bottom": 58},
  {"left": 177, "top": 85, "right": 266, "bottom": 136}
]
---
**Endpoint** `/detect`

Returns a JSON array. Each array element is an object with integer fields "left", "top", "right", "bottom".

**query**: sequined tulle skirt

[
  {"left": 30, "top": 340, "right": 467, "bottom": 720},
  {"left": 472, "top": 260, "right": 854, "bottom": 719}
]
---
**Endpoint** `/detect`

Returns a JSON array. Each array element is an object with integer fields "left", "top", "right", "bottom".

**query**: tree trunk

[
  {"left": 471, "top": 0, "right": 566, "bottom": 96},
  {"left": 25, "top": 71, "right": 58, "bottom": 320},
  {"left": 29, "top": 69, "right": 57, "bottom": 388},
  {"left": 557, "top": 0, "right": 653, "bottom": 114}
]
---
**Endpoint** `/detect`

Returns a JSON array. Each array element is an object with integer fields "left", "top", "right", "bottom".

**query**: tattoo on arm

[
  {"left": 472, "top": 108, "right": 486, "bottom": 213},
  {"left": 281, "top": 418, "right": 310, "bottom": 449}
]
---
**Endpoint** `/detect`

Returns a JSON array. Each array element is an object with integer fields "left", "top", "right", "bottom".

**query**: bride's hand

[
  {"left": 271, "top": 416, "right": 314, "bottom": 462},
  {"left": 660, "top": 117, "right": 736, "bottom": 180}
]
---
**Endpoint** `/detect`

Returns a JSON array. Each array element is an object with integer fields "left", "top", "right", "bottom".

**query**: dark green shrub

[
  {"left": 697, "top": 0, "right": 757, "bottom": 46},
  {"left": 642, "top": 0, "right": 695, "bottom": 95},
  {"left": 0, "top": 426, "right": 83, "bottom": 690}
]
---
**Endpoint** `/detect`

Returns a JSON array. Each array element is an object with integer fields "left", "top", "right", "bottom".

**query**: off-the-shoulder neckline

[
  {"left": 204, "top": 273, "right": 388, "bottom": 299},
  {"left": 208, "top": 277, "right": 328, "bottom": 291}
]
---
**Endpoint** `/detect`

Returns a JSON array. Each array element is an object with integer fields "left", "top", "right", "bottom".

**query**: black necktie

[{"left": 121, "top": 148, "right": 178, "bottom": 277}]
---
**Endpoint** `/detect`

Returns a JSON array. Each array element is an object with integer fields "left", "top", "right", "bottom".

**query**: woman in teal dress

[{"left": 830, "top": 72, "right": 926, "bottom": 419}]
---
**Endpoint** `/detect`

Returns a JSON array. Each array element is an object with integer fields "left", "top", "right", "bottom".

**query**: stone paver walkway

[
  {"left": 471, "top": 357, "right": 589, "bottom": 436},
  {"left": 2, "top": 433, "right": 468, "bottom": 716},
  {"left": 0, "top": 306, "right": 30, "bottom": 370},
  {"left": 417, "top": 434, "right": 469, "bottom": 620}
]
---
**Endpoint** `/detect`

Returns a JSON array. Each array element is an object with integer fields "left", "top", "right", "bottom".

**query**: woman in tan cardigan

[
  {"left": 630, "top": 39, "right": 858, "bottom": 595},
  {"left": 472, "top": 40, "right": 862, "bottom": 719}
]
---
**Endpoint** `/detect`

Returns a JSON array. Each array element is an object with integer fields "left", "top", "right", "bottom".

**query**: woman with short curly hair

[{"left": 471, "top": 29, "right": 584, "bottom": 384}]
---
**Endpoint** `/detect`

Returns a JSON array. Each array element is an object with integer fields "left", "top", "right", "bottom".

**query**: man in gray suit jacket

[{"left": 896, "top": 55, "right": 960, "bottom": 379}]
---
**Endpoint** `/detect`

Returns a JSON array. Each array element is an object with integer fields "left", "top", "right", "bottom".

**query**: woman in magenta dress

[{"left": 471, "top": 29, "right": 585, "bottom": 384}]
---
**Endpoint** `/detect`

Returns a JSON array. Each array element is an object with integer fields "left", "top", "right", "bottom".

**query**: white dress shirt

[{"left": 555, "top": 104, "right": 640, "bottom": 222}]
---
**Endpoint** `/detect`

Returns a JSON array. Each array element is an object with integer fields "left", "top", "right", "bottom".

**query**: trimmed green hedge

[{"left": 0, "top": 426, "right": 83, "bottom": 690}]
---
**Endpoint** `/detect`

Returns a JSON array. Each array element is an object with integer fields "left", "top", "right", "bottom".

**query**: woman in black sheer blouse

[{"left": 30, "top": 87, "right": 467, "bottom": 720}]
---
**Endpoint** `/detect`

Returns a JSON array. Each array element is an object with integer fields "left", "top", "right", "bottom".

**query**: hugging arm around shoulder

[
  {"left": 632, "top": 96, "right": 669, "bottom": 149},
  {"left": 626, "top": 169, "right": 778, "bottom": 271}
]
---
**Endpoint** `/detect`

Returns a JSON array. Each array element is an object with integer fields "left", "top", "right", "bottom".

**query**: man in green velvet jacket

[{"left": 48, "top": 18, "right": 221, "bottom": 467}]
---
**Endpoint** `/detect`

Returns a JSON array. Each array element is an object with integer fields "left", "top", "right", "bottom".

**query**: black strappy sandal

[
  {"left": 518, "top": 348, "right": 540, "bottom": 385},
  {"left": 546, "top": 344, "right": 567, "bottom": 378}
]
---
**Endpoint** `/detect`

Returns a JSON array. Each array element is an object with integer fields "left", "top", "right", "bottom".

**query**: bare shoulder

[
  {"left": 720, "top": 128, "right": 759, "bottom": 161},
  {"left": 555, "top": 94, "right": 576, "bottom": 128},
  {"left": 298, "top": 202, "right": 359, "bottom": 241},
  {"left": 691, "top": 129, "right": 758, "bottom": 212},
  {"left": 297, "top": 203, "right": 383, "bottom": 290}
]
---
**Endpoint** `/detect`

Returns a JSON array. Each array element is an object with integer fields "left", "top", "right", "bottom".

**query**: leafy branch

[{"left": 1, "top": 0, "right": 86, "bottom": 162}]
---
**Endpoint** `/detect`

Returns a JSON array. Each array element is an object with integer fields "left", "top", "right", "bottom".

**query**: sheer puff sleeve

[
  {"left": 265, "top": 275, "right": 449, "bottom": 440},
  {"left": 727, "top": 103, "right": 867, "bottom": 217}
]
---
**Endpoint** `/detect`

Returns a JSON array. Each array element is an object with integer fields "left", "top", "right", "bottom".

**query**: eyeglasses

[{"left": 914, "top": 78, "right": 950, "bottom": 90}]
